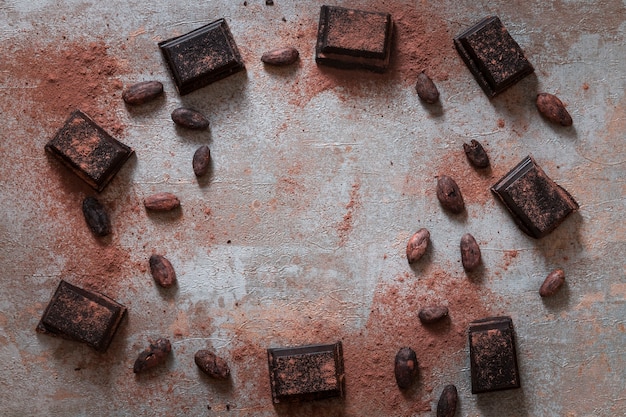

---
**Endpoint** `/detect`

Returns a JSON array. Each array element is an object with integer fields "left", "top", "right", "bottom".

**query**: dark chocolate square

[
  {"left": 159, "top": 19, "right": 245, "bottom": 95},
  {"left": 37, "top": 280, "right": 127, "bottom": 352},
  {"left": 454, "top": 16, "right": 534, "bottom": 97},
  {"left": 315, "top": 6, "right": 393, "bottom": 73},
  {"left": 45, "top": 110, "right": 134, "bottom": 192},
  {"left": 491, "top": 155, "right": 579, "bottom": 238},
  {"left": 469, "top": 316, "right": 520, "bottom": 394},
  {"left": 267, "top": 341, "right": 345, "bottom": 403}
]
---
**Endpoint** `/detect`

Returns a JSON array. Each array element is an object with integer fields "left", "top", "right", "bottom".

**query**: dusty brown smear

[{"left": 337, "top": 182, "right": 361, "bottom": 245}]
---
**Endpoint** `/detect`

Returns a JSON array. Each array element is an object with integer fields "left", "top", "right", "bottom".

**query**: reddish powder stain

[
  {"left": 501, "top": 250, "right": 519, "bottom": 271},
  {"left": 337, "top": 182, "right": 361, "bottom": 245},
  {"left": 582, "top": 82, "right": 589, "bottom": 90},
  {"left": 497, "top": 118, "right": 506, "bottom": 128}
]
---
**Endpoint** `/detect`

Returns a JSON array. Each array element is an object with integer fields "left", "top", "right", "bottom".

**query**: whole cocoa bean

[
  {"left": 463, "top": 139, "right": 490, "bottom": 168},
  {"left": 194, "top": 350, "right": 231, "bottom": 379},
  {"left": 171, "top": 108, "right": 210, "bottom": 130},
  {"left": 539, "top": 268, "right": 565, "bottom": 297},
  {"left": 406, "top": 228, "right": 430, "bottom": 264},
  {"left": 192, "top": 145, "right": 211, "bottom": 177},
  {"left": 149, "top": 255, "right": 176, "bottom": 288},
  {"left": 122, "top": 81, "right": 163, "bottom": 105},
  {"left": 436, "top": 175, "right": 465, "bottom": 214},
  {"left": 437, "top": 384, "right": 458, "bottom": 417},
  {"left": 460, "top": 233, "right": 481, "bottom": 271},
  {"left": 82, "top": 196, "right": 111, "bottom": 237},
  {"left": 261, "top": 47, "right": 299, "bottom": 66},
  {"left": 394, "top": 347, "right": 418, "bottom": 389},
  {"left": 144, "top": 192, "right": 180, "bottom": 211},
  {"left": 536, "top": 93, "right": 572, "bottom": 126},
  {"left": 418, "top": 305, "right": 449, "bottom": 324},
  {"left": 133, "top": 338, "right": 171, "bottom": 373},
  {"left": 415, "top": 71, "right": 440, "bottom": 104}
]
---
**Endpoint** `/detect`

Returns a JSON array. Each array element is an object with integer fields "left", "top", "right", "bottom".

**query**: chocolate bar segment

[
  {"left": 469, "top": 316, "right": 520, "bottom": 394},
  {"left": 37, "top": 280, "right": 127, "bottom": 352},
  {"left": 159, "top": 19, "right": 245, "bottom": 95},
  {"left": 491, "top": 155, "right": 579, "bottom": 238},
  {"left": 267, "top": 341, "right": 345, "bottom": 403},
  {"left": 315, "top": 6, "right": 393, "bottom": 73},
  {"left": 45, "top": 110, "right": 133, "bottom": 192},
  {"left": 454, "top": 16, "right": 534, "bottom": 97}
]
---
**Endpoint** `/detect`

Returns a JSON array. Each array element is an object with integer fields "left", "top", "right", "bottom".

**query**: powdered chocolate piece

[
  {"left": 159, "top": 19, "right": 245, "bottom": 95},
  {"left": 267, "top": 341, "right": 345, "bottom": 403},
  {"left": 491, "top": 155, "right": 579, "bottom": 238},
  {"left": 45, "top": 110, "right": 134, "bottom": 192},
  {"left": 36, "top": 280, "right": 127, "bottom": 352},
  {"left": 454, "top": 16, "right": 534, "bottom": 97},
  {"left": 468, "top": 316, "right": 520, "bottom": 393},
  {"left": 315, "top": 5, "right": 393, "bottom": 73}
]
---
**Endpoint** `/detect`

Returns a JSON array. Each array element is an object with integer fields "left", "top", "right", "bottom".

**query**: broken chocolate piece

[
  {"left": 133, "top": 338, "right": 172, "bottom": 373},
  {"left": 159, "top": 19, "right": 245, "bottom": 95},
  {"left": 454, "top": 16, "right": 534, "bottom": 97},
  {"left": 315, "top": 5, "right": 393, "bottom": 73},
  {"left": 469, "top": 316, "right": 520, "bottom": 393},
  {"left": 267, "top": 341, "right": 344, "bottom": 403},
  {"left": 463, "top": 139, "right": 490, "bottom": 168},
  {"left": 36, "top": 280, "right": 127, "bottom": 352},
  {"left": 45, "top": 110, "right": 134, "bottom": 192},
  {"left": 491, "top": 155, "right": 579, "bottom": 238}
]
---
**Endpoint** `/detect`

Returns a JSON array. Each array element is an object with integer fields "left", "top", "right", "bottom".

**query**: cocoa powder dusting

[{"left": 337, "top": 182, "right": 361, "bottom": 245}]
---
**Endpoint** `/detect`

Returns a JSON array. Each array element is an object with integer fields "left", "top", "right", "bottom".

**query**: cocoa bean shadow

[
  {"left": 399, "top": 370, "right": 425, "bottom": 400},
  {"left": 123, "top": 93, "right": 167, "bottom": 115},
  {"left": 440, "top": 206, "right": 469, "bottom": 224},
  {"left": 196, "top": 368, "right": 233, "bottom": 392},
  {"left": 156, "top": 282, "right": 179, "bottom": 301},
  {"left": 475, "top": 386, "right": 530, "bottom": 416},
  {"left": 145, "top": 205, "right": 183, "bottom": 221},
  {"left": 535, "top": 211, "right": 584, "bottom": 262},
  {"left": 273, "top": 397, "right": 346, "bottom": 417},
  {"left": 408, "top": 243, "right": 434, "bottom": 276},
  {"left": 540, "top": 281, "right": 571, "bottom": 310},
  {"left": 489, "top": 72, "right": 538, "bottom": 123},
  {"left": 196, "top": 158, "right": 215, "bottom": 189},
  {"left": 420, "top": 315, "right": 452, "bottom": 336},
  {"left": 173, "top": 125, "right": 213, "bottom": 145},
  {"left": 538, "top": 114, "right": 578, "bottom": 139},
  {"left": 464, "top": 262, "right": 486, "bottom": 282},
  {"left": 133, "top": 352, "right": 175, "bottom": 381},
  {"left": 419, "top": 98, "right": 444, "bottom": 118},
  {"left": 262, "top": 60, "right": 302, "bottom": 78}
]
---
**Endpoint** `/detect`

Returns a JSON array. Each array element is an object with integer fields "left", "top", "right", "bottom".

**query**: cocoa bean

[
  {"left": 122, "top": 81, "right": 163, "bottom": 105},
  {"left": 133, "top": 338, "right": 171, "bottom": 373},
  {"left": 194, "top": 350, "right": 230, "bottom": 379},
  {"left": 539, "top": 268, "right": 565, "bottom": 297},
  {"left": 437, "top": 384, "right": 458, "bottom": 417},
  {"left": 192, "top": 145, "right": 211, "bottom": 177},
  {"left": 436, "top": 175, "right": 465, "bottom": 214},
  {"left": 149, "top": 255, "right": 176, "bottom": 288},
  {"left": 460, "top": 233, "right": 481, "bottom": 271},
  {"left": 415, "top": 71, "right": 440, "bottom": 104},
  {"left": 171, "top": 108, "right": 210, "bottom": 130},
  {"left": 536, "top": 93, "right": 572, "bottom": 126},
  {"left": 463, "top": 139, "right": 490, "bottom": 168},
  {"left": 261, "top": 47, "right": 299, "bottom": 66},
  {"left": 418, "top": 305, "right": 449, "bottom": 324},
  {"left": 394, "top": 347, "right": 418, "bottom": 389},
  {"left": 144, "top": 192, "right": 180, "bottom": 211},
  {"left": 82, "top": 196, "right": 111, "bottom": 237},
  {"left": 406, "top": 228, "right": 430, "bottom": 264}
]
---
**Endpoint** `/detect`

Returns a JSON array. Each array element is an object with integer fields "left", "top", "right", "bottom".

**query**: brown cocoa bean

[
  {"left": 463, "top": 139, "right": 490, "bottom": 168},
  {"left": 144, "top": 192, "right": 180, "bottom": 211},
  {"left": 194, "top": 350, "right": 231, "bottom": 379},
  {"left": 539, "top": 268, "right": 565, "bottom": 297},
  {"left": 436, "top": 175, "right": 465, "bottom": 214},
  {"left": 536, "top": 93, "right": 572, "bottom": 126},
  {"left": 460, "top": 233, "right": 481, "bottom": 271},
  {"left": 149, "top": 255, "right": 176, "bottom": 288},
  {"left": 261, "top": 47, "right": 299, "bottom": 66},
  {"left": 394, "top": 347, "right": 418, "bottom": 389},
  {"left": 415, "top": 71, "right": 440, "bottom": 104},
  {"left": 171, "top": 108, "right": 210, "bottom": 130},
  {"left": 122, "top": 81, "right": 163, "bottom": 105},
  {"left": 82, "top": 196, "right": 111, "bottom": 237},
  {"left": 133, "top": 338, "right": 171, "bottom": 373},
  {"left": 437, "top": 384, "right": 458, "bottom": 417},
  {"left": 406, "top": 228, "right": 430, "bottom": 264},
  {"left": 192, "top": 145, "right": 211, "bottom": 177},
  {"left": 418, "top": 305, "right": 449, "bottom": 324}
]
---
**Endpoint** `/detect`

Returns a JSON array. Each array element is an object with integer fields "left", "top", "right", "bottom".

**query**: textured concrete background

[{"left": 0, "top": 0, "right": 625, "bottom": 416}]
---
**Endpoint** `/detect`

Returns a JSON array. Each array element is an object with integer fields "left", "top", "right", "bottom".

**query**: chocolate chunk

[
  {"left": 82, "top": 196, "right": 111, "bottom": 237},
  {"left": 463, "top": 139, "right": 490, "bottom": 168},
  {"left": 159, "top": 19, "right": 245, "bottom": 95},
  {"left": 454, "top": 16, "right": 534, "bottom": 97},
  {"left": 133, "top": 338, "right": 172, "bottom": 373},
  {"left": 267, "top": 342, "right": 345, "bottom": 403},
  {"left": 195, "top": 350, "right": 230, "bottom": 379},
  {"left": 36, "top": 280, "right": 127, "bottom": 352},
  {"left": 491, "top": 155, "right": 579, "bottom": 238},
  {"left": 394, "top": 347, "right": 418, "bottom": 389},
  {"left": 469, "top": 316, "right": 520, "bottom": 393},
  {"left": 315, "top": 5, "right": 393, "bottom": 73},
  {"left": 45, "top": 110, "right": 134, "bottom": 192}
]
